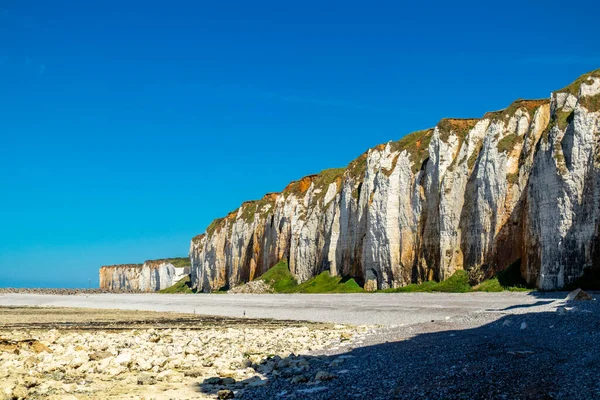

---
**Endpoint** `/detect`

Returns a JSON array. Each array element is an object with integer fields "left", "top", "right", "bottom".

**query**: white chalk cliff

[
  {"left": 99, "top": 259, "right": 190, "bottom": 292},
  {"left": 189, "top": 70, "right": 600, "bottom": 292}
]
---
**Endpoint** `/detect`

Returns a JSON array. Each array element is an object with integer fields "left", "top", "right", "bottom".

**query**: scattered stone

[
  {"left": 218, "top": 389, "right": 235, "bottom": 399},
  {"left": 520, "top": 322, "right": 527, "bottom": 330},
  {"left": 314, "top": 370, "right": 337, "bottom": 381},
  {"left": 49, "top": 371, "right": 65, "bottom": 381},
  {"left": 137, "top": 373, "right": 156, "bottom": 386},
  {"left": 566, "top": 288, "right": 593, "bottom": 301},
  {"left": 0, "top": 312, "right": 367, "bottom": 399},
  {"left": 88, "top": 351, "right": 112, "bottom": 361},
  {"left": 228, "top": 280, "right": 274, "bottom": 294},
  {"left": 291, "top": 375, "right": 308, "bottom": 384},
  {"left": 115, "top": 351, "right": 132, "bottom": 366},
  {"left": 0, "top": 339, "right": 51, "bottom": 354},
  {"left": 12, "top": 385, "right": 28, "bottom": 399},
  {"left": 204, "top": 377, "right": 222, "bottom": 385}
]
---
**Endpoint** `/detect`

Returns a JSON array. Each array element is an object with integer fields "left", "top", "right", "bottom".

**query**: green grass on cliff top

[{"left": 159, "top": 275, "right": 195, "bottom": 294}]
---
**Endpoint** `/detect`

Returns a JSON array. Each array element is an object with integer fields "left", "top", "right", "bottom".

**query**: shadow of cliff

[
  {"left": 492, "top": 300, "right": 554, "bottom": 311},
  {"left": 196, "top": 308, "right": 600, "bottom": 399}
]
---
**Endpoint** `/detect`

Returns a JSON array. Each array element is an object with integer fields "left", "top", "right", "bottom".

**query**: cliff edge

[{"left": 190, "top": 69, "right": 600, "bottom": 292}]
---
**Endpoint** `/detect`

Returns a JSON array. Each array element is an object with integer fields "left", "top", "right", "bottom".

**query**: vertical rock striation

[
  {"left": 99, "top": 259, "right": 190, "bottom": 291},
  {"left": 188, "top": 69, "right": 600, "bottom": 292}
]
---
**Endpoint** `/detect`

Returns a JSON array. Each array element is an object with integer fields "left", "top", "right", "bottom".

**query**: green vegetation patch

[
  {"left": 311, "top": 168, "right": 345, "bottom": 205},
  {"left": 291, "top": 271, "right": 364, "bottom": 293},
  {"left": 556, "top": 68, "right": 600, "bottom": 97},
  {"left": 431, "top": 270, "right": 472, "bottom": 292},
  {"left": 380, "top": 270, "right": 470, "bottom": 293},
  {"left": 257, "top": 260, "right": 298, "bottom": 293},
  {"left": 467, "top": 141, "right": 482, "bottom": 170},
  {"left": 474, "top": 259, "right": 532, "bottom": 292},
  {"left": 159, "top": 276, "right": 195, "bottom": 294},
  {"left": 554, "top": 109, "right": 574, "bottom": 131},
  {"left": 206, "top": 218, "right": 225, "bottom": 238},
  {"left": 240, "top": 201, "right": 258, "bottom": 223},
  {"left": 580, "top": 93, "right": 600, "bottom": 113},
  {"left": 506, "top": 172, "right": 519, "bottom": 185},
  {"left": 485, "top": 99, "right": 548, "bottom": 122},
  {"left": 390, "top": 128, "right": 434, "bottom": 174},
  {"left": 146, "top": 257, "right": 191, "bottom": 268},
  {"left": 497, "top": 134, "right": 524, "bottom": 154},
  {"left": 255, "top": 261, "right": 363, "bottom": 293},
  {"left": 166, "top": 257, "right": 191, "bottom": 268},
  {"left": 437, "top": 118, "right": 479, "bottom": 144},
  {"left": 346, "top": 153, "right": 368, "bottom": 181}
]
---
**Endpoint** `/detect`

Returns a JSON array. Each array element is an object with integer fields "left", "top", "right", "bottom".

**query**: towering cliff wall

[
  {"left": 190, "top": 70, "right": 600, "bottom": 292},
  {"left": 99, "top": 259, "right": 190, "bottom": 291}
]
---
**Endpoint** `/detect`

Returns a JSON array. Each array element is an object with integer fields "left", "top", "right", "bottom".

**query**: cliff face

[
  {"left": 190, "top": 70, "right": 600, "bottom": 292},
  {"left": 99, "top": 259, "right": 190, "bottom": 291}
]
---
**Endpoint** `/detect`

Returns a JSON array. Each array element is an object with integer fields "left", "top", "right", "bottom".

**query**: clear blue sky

[{"left": 1, "top": 0, "right": 599, "bottom": 288}]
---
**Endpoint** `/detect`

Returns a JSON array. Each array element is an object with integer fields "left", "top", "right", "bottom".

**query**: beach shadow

[{"left": 197, "top": 308, "right": 600, "bottom": 399}]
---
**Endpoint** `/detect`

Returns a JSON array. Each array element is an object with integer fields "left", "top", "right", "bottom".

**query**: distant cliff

[
  {"left": 189, "top": 69, "right": 600, "bottom": 292},
  {"left": 99, "top": 258, "right": 190, "bottom": 291}
]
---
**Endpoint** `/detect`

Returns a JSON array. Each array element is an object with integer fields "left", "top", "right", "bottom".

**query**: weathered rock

[
  {"left": 114, "top": 351, "right": 132, "bottom": 366},
  {"left": 290, "top": 375, "right": 308, "bottom": 384},
  {"left": 12, "top": 385, "right": 28, "bottom": 399},
  {"left": 185, "top": 70, "right": 600, "bottom": 292},
  {"left": 247, "top": 379, "right": 267, "bottom": 387},
  {"left": 136, "top": 373, "right": 156, "bottom": 385},
  {"left": 218, "top": 389, "right": 235, "bottom": 399},
  {"left": 99, "top": 258, "right": 190, "bottom": 292},
  {"left": 88, "top": 351, "right": 112, "bottom": 361},
  {"left": 566, "top": 288, "right": 594, "bottom": 301},
  {"left": 314, "top": 370, "right": 337, "bottom": 381},
  {"left": 228, "top": 280, "right": 274, "bottom": 294},
  {"left": 520, "top": 322, "right": 527, "bottom": 330},
  {"left": 0, "top": 323, "right": 365, "bottom": 400},
  {"left": 0, "top": 339, "right": 51, "bottom": 355}
]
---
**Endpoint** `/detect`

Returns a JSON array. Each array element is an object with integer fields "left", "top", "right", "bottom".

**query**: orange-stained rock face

[
  {"left": 298, "top": 176, "right": 315, "bottom": 193},
  {"left": 189, "top": 70, "right": 600, "bottom": 292},
  {"left": 264, "top": 192, "right": 279, "bottom": 202}
]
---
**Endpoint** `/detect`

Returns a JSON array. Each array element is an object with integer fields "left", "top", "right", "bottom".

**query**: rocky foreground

[
  {"left": 1, "top": 291, "right": 598, "bottom": 399},
  {"left": 0, "top": 307, "right": 368, "bottom": 399}
]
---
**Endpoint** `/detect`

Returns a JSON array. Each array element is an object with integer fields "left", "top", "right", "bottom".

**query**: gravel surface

[
  {"left": 1, "top": 292, "right": 598, "bottom": 399},
  {"left": 0, "top": 292, "right": 569, "bottom": 326},
  {"left": 0, "top": 288, "right": 142, "bottom": 295},
  {"left": 234, "top": 293, "right": 600, "bottom": 399}
]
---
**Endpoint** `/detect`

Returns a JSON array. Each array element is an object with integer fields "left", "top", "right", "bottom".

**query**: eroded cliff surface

[
  {"left": 99, "top": 259, "right": 190, "bottom": 291},
  {"left": 190, "top": 70, "right": 600, "bottom": 292}
]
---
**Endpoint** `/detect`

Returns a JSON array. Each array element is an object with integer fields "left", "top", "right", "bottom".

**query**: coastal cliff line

[
  {"left": 99, "top": 258, "right": 190, "bottom": 292},
  {"left": 189, "top": 69, "right": 600, "bottom": 292}
]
